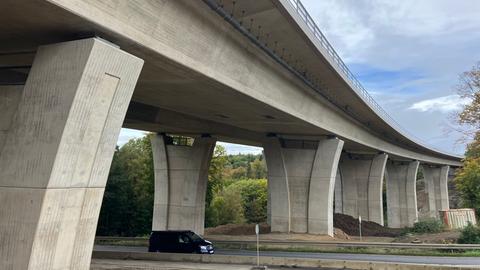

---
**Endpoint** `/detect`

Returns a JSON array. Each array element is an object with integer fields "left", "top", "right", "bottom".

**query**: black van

[{"left": 148, "top": 230, "right": 214, "bottom": 254}]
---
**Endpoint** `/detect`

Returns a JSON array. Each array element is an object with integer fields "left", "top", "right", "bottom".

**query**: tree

[
  {"left": 209, "top": 185, "right": 245, "bottom": 225},
  {"left": 96, "top": 136, "right": 154, "bottom": 236},
  {"left": 230, "top": 179, "right": 268, "bottom": 223},
  {"left": 454, "top": 62, "right": 480, "bottom": 217},
  {"left": 206, "top": 145, "right": 228, "bottom": 206},
  {"left": 455, "top": 62, "right": 480, "bottom": 141},
  {"left": 455, "top": 158, "right": 480, "bottom": 215},
  {"left": 248, "top": 158, "right": 267, "bottom": 179}
]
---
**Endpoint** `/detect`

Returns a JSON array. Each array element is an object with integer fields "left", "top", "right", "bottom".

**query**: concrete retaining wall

[{"left": 92, "top": 250, "right": 480, "bottom": 270}]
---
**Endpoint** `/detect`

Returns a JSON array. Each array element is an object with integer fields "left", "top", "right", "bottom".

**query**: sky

[{"left": 118, "top": 0, "right": 480, "bottom": 155}]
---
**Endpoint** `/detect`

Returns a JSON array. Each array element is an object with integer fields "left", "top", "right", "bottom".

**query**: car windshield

[{"left": 185, "top": 231, "right": 203, "bottom": 242}]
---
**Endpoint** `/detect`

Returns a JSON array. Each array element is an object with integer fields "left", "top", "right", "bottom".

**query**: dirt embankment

[
  {"left": 334, "top": 213, "right": 402, "bottom": 237},
  {"left": 205, "top": 223, "right": 270, "bottom": 235},
  {"left": 205, "top": 214, "right": 402, "bottom": 238}
]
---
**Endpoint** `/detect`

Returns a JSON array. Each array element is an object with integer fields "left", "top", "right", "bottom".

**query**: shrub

[
  {"left": 408, "top": 219, "right": 445, "bottom": 234},
  {"left": 229, "top": 179, "right": 268, "bottom": 224},
  {"left": 458, "top": 223, "right": 480, "bottom": 244},
  {"left": 208, "top": 185, "right": 245, "bottom": 226}
]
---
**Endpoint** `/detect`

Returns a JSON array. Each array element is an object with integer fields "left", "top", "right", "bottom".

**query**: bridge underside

[
  {"left": 0, "top": 1, "right": 461, "bottom": 270},
  {"left": 0, "top": 0, "right": 462, "bottom": 165}
]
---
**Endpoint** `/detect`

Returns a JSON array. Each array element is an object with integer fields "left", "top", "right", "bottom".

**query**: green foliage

[
  {"left": 458, "top": 223, "right": 480, "bottom": 244},
  {"left": 465, "top": 132, "right": 480, "bottom": 159},
  {"left": 229, "top": 179, "right": 268, "bottom": 223},
  {"left": 97, "top": 135, "right": 268, "bottom": 234},
  {"left": 249, "top": 158, "right": 267, "bottom": 179},
  {"left": 205, "top": 149, "right": 268, "bottom": 227},
  {"left": 208, "top": 185, "right": 245, "bottom": 225},
  {"left": 455, "top": 157, "right": 480, "bottom": 216},
  {"left": 206, "top": 145, "right": 228, "bottom": 206},
  {"left": 224, "top": 154, "right": 267, "bottom": 180},
  {"left": 205, "top": 178, "right": 268, "bottom": 227},
  {"left": 406, "top": 219, "right": 445, "bottom": 234},
  {"left": 97, "top": 135, "right": 154, "bottom": 236}
]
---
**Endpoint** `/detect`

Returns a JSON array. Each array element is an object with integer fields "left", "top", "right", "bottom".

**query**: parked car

[{"left": 148, "top": 230, "right": 214, "bottom": 254}]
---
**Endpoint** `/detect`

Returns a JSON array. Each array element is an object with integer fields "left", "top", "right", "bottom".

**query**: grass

[
  {"left": 96, "top": 239, "right": 148, "bottom": 247},
  {"left": 243, "top": 245, "right": 480, "bottom": 257}
]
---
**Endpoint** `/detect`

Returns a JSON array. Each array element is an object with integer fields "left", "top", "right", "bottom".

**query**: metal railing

[{"left": 283, "top": 0, "right": 458, "bottom": 157}]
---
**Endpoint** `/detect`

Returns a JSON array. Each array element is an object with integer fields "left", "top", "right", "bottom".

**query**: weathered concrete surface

[
  {"left": 0, "top": 38, "right": 143, "bottom": 270},
  {"left": 92, "top": 251, "right": 480, "bottom": 270},
  {"left": 151, "top": 134, "right": 216, "bottom": 235},
  {"left": 386, "top": 161, "right": 420, "bottom": 228},
  {"left": 336, "top": 153, "right": 388, "bottom": 225},
  {"left": 90, "top": 258, "right": 339, "bottom": 270},
  {"left": 423, "top": 165, "right": 450, "bottom": 218},
  {"left": 0, "top": 85, "right": 23, "bottom": 149},
  {"left": 264, "top": 137, "right": 343, "bottom": 236}
]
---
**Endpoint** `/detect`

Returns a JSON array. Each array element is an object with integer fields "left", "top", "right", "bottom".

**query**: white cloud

[
  {"left": 117, "top": 128, "right": 147, "bottom": 146},
  {"left": 218, "top": 142, "right": 263, "bottom": 155},
  {"left": 408, "top": 95, "right": 470, "bottom": 112},
  {"left": 301, "top": 0, "right": 479, "bottom": 154}
]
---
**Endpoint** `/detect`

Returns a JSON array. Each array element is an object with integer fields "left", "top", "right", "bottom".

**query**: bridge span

[{"left": 0, "top": 0, "right": 462, "bottom": 269}]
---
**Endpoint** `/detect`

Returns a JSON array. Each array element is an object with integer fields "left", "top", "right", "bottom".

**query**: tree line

[
  {"left": 97, "top": 62, "right": 480, "bottom": 236},
  {"left": 96, "top": 137, "right": 268, "bottom": 236}
]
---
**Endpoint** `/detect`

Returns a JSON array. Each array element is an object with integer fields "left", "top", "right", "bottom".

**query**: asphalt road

[{"left": 93, "top": 245, "right": 480, "bottom": 266}]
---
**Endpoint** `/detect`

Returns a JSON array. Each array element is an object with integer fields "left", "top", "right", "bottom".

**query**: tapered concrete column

[
  {"left": 0, "top": 85, "right": 23, "bottom": 149},
  {"left": 0, "top": 38, "right": 143, "bottom": 270},
  {"left": 334, "top": 169, "right": 343, "bottom": 214},
  {"left": 423, "top": 165, "right": 450, "bottom": 218},
  {"left": 308, "top": 139, "right": 344, "bottom": 235},
  {"left": 336, "top": 153, "right": 388, "bottom": 225},
  {"left": 151, "top": 134, "right": 216, "bottom": 235},
  {"left": 263, "top": 137, "right": 343, "bottom": 236},
  {"left": 263, "top": 138, "right": 291, "bottom": 233},
  {"left": 386, "top": 161, "right": 420, "bottom": 228}
]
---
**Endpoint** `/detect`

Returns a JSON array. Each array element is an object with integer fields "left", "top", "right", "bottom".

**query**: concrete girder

[
  {"left": 20, "top": 0, "right": 461, "bottom": 166},
  {"left": 264, "top": 137, "right": 343, "bottom": 236},
  {"left": 335, "top": 153, "right": 388, "bottom": 225},
  {"left": 150, "top": 134, "right": 216, "bottom": 235},
  {"left": 422, "top": 165, "right": 450, "bottom": 218},
  {"left": 386, "top": 161, "right": 420, "bottom": 228},
  {"left": 0, "top": 38, "right": 143, "bottom": 270}
]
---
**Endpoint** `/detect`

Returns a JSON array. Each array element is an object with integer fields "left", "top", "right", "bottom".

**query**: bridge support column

[
  {"left": 264, "top": 137, "right": 343, "bottom": 236},
  {"left": 151, "top": 134, "right": 216, "bottom": 235},
  {"left": 0, "top": 85, "right": 23, "bottom": 149},
  {"left": 386, "top": 161, "right": 420, "bottom": 228},
  {"left": 0, "top": 38, "right": 143, "bottom": 270},
  {"left": 423, "top": 165, "right": 450, "bottom": 218},
  {"left": 336, "top": 153, "right": 388, "bottom": 225}
]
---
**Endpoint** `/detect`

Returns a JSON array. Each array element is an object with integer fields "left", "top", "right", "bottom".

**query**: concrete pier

[
  {"left": 336, "top": 153, "right": 388, "bottom": 225},
  {"left": 386, "top": 161, "right": 420, "bottom": 228},
  {"left": 423, "top": 165, "right": 450, "bottom": 218},
  {"left": 151, "top": 134, "right": 216, "bottom": 235},
  {"left": 264, "top": 137, "right": 343, "bottom": 236},
  {"left": 0, "top": 38, "right": 143, "bottom": 270}
]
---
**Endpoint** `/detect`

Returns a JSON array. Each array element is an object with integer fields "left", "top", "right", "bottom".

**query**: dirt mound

[
  {"left": 205, "top": 223, "right": 271, "bottom": 235},
  {"left": 333, "top": 228, "right": 350, "bottom": 240},
  {"left": 334, "top": 213, "right": 402, "bottom": 237}
]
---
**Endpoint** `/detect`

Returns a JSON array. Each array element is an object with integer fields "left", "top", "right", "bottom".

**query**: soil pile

[
  {"left": 334, "top": 213, "right": 402, "bottom": 237},
  {"left": 333, "top": 228, "right": 351, "bottom": 240},
  {"left": 205, "top": 223, "right": 271, "bottom": 235}
]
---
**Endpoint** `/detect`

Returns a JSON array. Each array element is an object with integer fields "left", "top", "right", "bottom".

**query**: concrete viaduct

[{"left": 0, "top": 0, "right": 462, "bottom": 269}]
